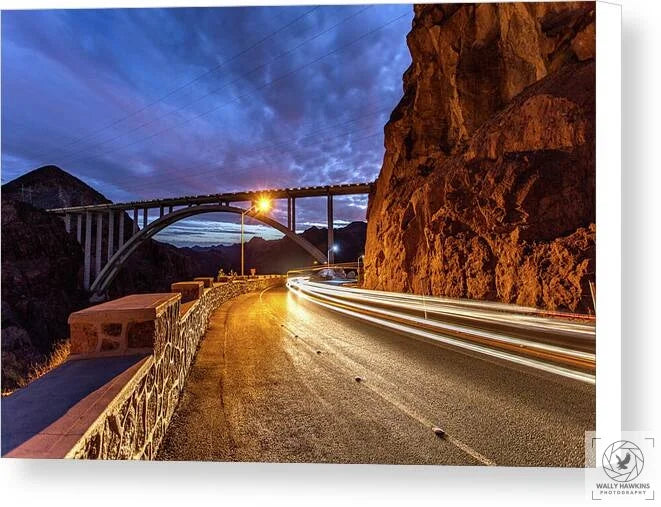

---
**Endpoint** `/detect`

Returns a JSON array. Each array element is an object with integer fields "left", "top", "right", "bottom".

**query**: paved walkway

[{"left": 1, "top": 354, "right": 146, "bottom": 455}]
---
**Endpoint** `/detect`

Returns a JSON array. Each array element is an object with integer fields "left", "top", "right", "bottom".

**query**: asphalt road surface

[{"left": 157, "top": 286, "right": 594, "bottom": 465}]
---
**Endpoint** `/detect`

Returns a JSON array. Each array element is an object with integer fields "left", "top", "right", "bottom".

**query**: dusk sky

[{"left": 1, "top": 5, "right": 413, "bottom": 246}]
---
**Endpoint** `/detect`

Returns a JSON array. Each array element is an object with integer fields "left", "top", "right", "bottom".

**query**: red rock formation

[{"left": 364, "top": 2, "right": 595, "bottom": 313}]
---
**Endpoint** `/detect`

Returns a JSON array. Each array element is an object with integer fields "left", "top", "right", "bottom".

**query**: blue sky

[{"left": 1, "top": 5, "right": 412, "bottom": 246}]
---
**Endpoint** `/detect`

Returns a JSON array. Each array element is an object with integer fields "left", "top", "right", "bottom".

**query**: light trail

[
  {"left": 286, "top": 276, "right": 596, "bottom": 385},
  {"left": 296, "top": 279, "right": 595, "bottom": 340}
]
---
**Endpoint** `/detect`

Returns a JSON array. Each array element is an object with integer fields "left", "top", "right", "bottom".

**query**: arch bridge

[{"left": 47, "top": 183, "right": 372, "bottom": 298}]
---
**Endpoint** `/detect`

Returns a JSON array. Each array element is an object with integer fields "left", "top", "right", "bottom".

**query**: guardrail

[{"left": 286, "top": 276, "right": 595, "bottom": 385}]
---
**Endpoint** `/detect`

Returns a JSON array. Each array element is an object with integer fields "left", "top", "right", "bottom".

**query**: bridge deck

[{"left": 48, "top": 182, "right": 372, "bottom": 213}]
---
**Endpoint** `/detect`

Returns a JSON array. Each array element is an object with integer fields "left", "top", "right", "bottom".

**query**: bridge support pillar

[
  {"left": 119, "top": 211, "right": 125, "bottom": 249},
  {"left": 133, "top": 209, "right": 139, "bottom": 234},
  {"left": 159, "top": 205, "right": 164, "bottom": 218},
  {"left": 76, "top": 214, "right": 82, "bottom": 243},
  {"left": 168, "top": 206, "right": 173, "bottom": 214},
  {"left": 84, "top": 212, "right": 92, "bottom": 290},
  {"left": 287, "top": 198, "right": 292, "bottom": 229},
  {"left": 143, "top": 208, "right": 148, "bottom": 229},
  {"left": 107, "top": 210, "right": 115, "bottom": 260},
  {"left": 327, "top": 194, "right": 334, "bottom": 264},
  {"left": 64, "top": 214, "right": 71, "bottom": 233},
  {"left": 291, "top": 198, "right": 296, "bottom": 233},
  {"left": 95, "top": 213, "right": 103, "bottom": 277}
]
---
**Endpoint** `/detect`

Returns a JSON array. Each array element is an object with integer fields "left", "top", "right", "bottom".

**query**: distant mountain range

[{"left": 1, "top": 165, "right": 365, "bottom": 391}]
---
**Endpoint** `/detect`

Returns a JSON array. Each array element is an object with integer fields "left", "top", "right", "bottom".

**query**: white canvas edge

[{"left": 595, "top": 0, "right": 622, "bottom": 437}]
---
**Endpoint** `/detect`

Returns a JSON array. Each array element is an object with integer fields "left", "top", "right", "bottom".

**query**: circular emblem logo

[{"left": 602, "top": 440, "right": 644, "bottom": 482}]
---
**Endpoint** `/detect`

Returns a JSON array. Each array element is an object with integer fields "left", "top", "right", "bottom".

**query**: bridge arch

[{"left": 89, "top": 204, "right": 327, "bottom": 297}]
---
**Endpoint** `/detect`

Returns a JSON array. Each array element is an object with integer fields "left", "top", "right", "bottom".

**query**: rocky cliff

[
  {"left": 364, "top": 2, "right": 595, "bottom": 313},
  {"left": 1, "top": 198, "right": 87, "bottom": 389}
]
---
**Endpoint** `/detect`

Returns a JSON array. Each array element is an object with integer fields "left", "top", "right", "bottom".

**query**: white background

[{"left": 1, "top": 1, "right": 659, "bottom": 506}]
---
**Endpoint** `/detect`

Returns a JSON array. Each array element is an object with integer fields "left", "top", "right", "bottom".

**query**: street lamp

[
  {"left": 327, "top": 244, "right": 338, "bottom": 265},
  {"left": 241, "top": 197, "right": 271, "bottom": 276}
]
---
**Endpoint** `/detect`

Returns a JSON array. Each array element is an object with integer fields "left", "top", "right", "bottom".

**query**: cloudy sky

[{"left": 1, "top": 5, "right": 412, "bottom": 246}]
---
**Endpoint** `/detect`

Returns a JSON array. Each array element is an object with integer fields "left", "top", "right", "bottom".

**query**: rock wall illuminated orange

[{"left": 364, "top": 2, "right": 596, "bottom": 313}]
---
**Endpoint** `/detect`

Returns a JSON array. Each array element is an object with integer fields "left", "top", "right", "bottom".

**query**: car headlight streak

[{"left": 286, "top": 277, "right": 595, "bottom": 385}]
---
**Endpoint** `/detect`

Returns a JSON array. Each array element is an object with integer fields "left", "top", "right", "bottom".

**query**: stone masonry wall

[{"left": 68, "top": 277, "right": 283, "bottom": 459}]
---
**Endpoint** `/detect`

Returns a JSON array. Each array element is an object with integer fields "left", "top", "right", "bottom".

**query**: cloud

[{"left": 1, "top": 5, "right": 412, "bottom": 246}]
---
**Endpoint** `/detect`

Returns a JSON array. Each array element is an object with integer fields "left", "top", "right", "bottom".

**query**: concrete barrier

[
  {"left": 4, "top": 275, "right": 285, "bottom": 459},
  {"left": 170, "top": 281, "right": 204, "bottom": 303},
  {"left": 68, "top": 293, "right": 181, "bottom": 357},
  {"left": 193, "top": 277, "right": 215, "bottom": 288}
]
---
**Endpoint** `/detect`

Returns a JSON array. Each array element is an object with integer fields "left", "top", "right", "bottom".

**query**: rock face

[
  {"left": 364, "top": 2, "right": 595, "bottom": 313},
  {"left": 1, "top": 198, "right": 87, "bottom": 389}
]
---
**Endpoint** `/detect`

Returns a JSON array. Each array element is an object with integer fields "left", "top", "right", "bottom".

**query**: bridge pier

[
  {"left": 133, "top": 209, "right": 139, "bottom": 234},
  {"left": 119, "top": 211, "right": 125, "bottom": 249},
  {"left": 142, "top": 208, "right": 148, "bottom": 228},
  {"left": 107, "top": 211, "right": 115, "bottom": 260},
  {"left": 291, "top": 197, "right": 296, "bottom": 233},
  {"left": 327, "top": 194, "right": 334, "bottom": 264},
  {"left": 84, "top": 212, "right": 92, "bottom": 290},
  {"left": 287, "top": 198, "right": 292, "bottom": 229},
  {"left": 64, "top": 214, "right": 71, "bottom": 233},
  {"left": 95, "top": 213, "right": 103, "bottom": 277},
  {"left": 76, "top": 214, "right": 82, "bottom": 243}
]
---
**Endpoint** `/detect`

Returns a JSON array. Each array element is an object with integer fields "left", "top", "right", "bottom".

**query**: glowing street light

[
  {"left": 241, "top": 197, "right": 271, "bottom": 276},
  {"left": 256, "top": 196, "right": 271, "bottom": 213}
]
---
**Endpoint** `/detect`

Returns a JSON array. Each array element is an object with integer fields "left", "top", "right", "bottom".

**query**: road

[{"left": 157, "top": 286, "right": 595, "bottom": 465}]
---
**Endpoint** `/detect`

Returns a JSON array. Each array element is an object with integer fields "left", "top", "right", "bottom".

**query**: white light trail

[
  {"left": 296, "top": 280, "right": 595, "bottom": 339},
  {"left": 286, "top": 277, "right": 596, "bottom": 385}
]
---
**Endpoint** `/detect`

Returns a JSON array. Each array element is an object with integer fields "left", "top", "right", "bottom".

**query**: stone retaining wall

[{"left": 67, "top": 277, "right": 283, "bottom": 459}]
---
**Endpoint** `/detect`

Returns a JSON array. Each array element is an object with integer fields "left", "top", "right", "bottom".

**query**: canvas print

[{"left": 1, "top": 2, "right": 596, "bottom": 465}]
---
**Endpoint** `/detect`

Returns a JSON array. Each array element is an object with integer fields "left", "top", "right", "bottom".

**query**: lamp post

[
  {"left": 327, "top": 244, "right": 338, "bottom": 265},
  {"left": 241, "top": 197, "right": 271, "bottom": 277}
]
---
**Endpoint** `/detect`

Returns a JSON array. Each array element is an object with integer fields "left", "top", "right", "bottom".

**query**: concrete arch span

[{"left": 89, "top": 204, "right": 327, "bottom": 297}]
